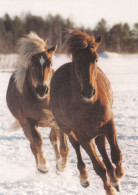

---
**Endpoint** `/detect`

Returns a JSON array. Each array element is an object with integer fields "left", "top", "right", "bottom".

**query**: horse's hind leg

[
  {"left": 49, "top": 128, "right": 60, "bottom": 163},
  {"left": 104, "top": 120, "right": 124, "bottom": 179},
  {"left": 21, "top": 119, "right": 48, "bottom": 173},
  {"left": 74, "top": 132, "right": 115, "bottom": 195},
  {"left": 56, "top": 128, "right": 69, "bottom": 172},
  {"left": 95, "top": 135, "right": 120, "bottom": 191},
  {"left": 69, "top": 133, "right": 90, "bottom": 188}
]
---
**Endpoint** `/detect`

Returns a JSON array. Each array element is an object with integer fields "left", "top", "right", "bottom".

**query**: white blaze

[
  {"left": 40, "top": 56, "right": 45, "bottom": 67},
  {"left": 40, "top": 56, "right": 45, "bottom": 78}
]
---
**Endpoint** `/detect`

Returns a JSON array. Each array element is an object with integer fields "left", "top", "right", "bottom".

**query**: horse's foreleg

[
  {"left": 74, "top": 132, "right": 115, "bottom": 195},
  {"left": 104, "top": 120, "right": 124, "bottom": 179},
  {"left": 56, "top": 128, "right": 69, "bottom": 172},
  {"left": 95, "top": 135, "right": 120, "bottom": 191},
  {"left": 49, "top": 128, "right": 60, "bottom": 163},
  {"left": 21, "top": 119, "right": 48, "bottom": 173},
  {"left": 69, "top": 133, "right": 90, "bottom": 188}
]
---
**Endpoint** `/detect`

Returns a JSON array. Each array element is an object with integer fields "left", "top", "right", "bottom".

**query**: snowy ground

[{"left": 0, "top": 52, "right": 138, "bottom": 195}]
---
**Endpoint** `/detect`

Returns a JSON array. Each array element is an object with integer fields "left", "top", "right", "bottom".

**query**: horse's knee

[
  {"left": 77, "top": 160, "right": 85, "bottom": 171},
  {"left": 50, "top": 128, "right": 58, "bottom": 144},
  {"left": 35, "top": 136, "right": 42, "bottom": 148},
  {"left": 93, "top": 162, "right": 107, "bottom": 179},
  {"left": 30, "top": 134, "right": 43, "bottom": 154},
  {"left": 111, "top": 147, "right": 122, "bottom": 165}
]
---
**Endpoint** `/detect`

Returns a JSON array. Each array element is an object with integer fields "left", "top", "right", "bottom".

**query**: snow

[
  {"left": 0, "top": 54, "right": 18, "bottom": 72},
  {"left": 0, "top": 52, "right": 138, "bottom": 195}
]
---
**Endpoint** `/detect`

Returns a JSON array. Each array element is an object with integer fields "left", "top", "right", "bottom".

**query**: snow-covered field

[{"left": 0, "top": 52, "right": 138, "bottom": 195}]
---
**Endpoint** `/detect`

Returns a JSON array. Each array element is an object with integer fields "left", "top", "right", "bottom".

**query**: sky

[{"left": 0, "top": 0, "right": 138, "bottom": 28}]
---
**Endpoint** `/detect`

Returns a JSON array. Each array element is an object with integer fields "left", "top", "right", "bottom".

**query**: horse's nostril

[
  {"left": 82, "top": 86, "right": 95, "bottom": 99},
  {"left": 82, "top": 90, "right": 86, "bottom": 97},
  {"left": 36, "top": 84, "right": 48, "bottom": 97},
  {"left": 93, "top": 88, "right": 95, "bottom": 95},
  {"left": 45, "top": 86, "right": 48, "bottom": 94},
  {"left": 82, "top": 89, "right": 92, "bottom": 99}
]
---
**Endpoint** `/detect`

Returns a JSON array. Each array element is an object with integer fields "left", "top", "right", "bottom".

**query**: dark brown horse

[
  {"left": 50, "top": 30, "right": 124, "bottom": 195},
  {"left": 6, "top": 32, "right": 68, "bottom": 173}
]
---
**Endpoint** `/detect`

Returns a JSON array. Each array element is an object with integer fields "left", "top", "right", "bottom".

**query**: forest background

[{"left": 0, "top": 13, "right": 138, "bottom": 53}]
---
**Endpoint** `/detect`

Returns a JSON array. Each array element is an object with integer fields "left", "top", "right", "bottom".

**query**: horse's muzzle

[
  {"left": 82, "top": 85, "right": 95, "bottom": 99},
  {"left": 36, "top": 84, "right": 48, "bottom": 97}
]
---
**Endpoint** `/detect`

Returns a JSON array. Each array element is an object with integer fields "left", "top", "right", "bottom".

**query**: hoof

[
  {"left": 38, "top": 168, "right": 48, "bottom": 174},
  {"left": 80, "top": 179, "right": 90, "bottom": 188},
  {"left": 37, "top": 162, "right": 48, "bottom": 174},
  {"left": 56, "top": 159, "right": 65, "bottom": 172},
  {"left": 113, "top": 183, "right": 120, "bottom": 192},
  {"left": 108, "top": 170, "right": 118, "bottom": 185},
  {"left": 115, "top": 166, "right": 124, "bottom": 178},
  {"left": 56, "top": 164, "right": 64, "bottom": 172},
  {"left": 56, "top": 168, "right": 64, "bottom": 176},
  {"left": 106, "top": 186, "right": 116, "bottom": 195}
]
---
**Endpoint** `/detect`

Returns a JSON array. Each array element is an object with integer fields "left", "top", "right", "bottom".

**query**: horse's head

[
  {"left": 16, "top": 32, "right": 56, "bottom": 99},
  {"left": 30, "top": 47, "right": 56, "bottom": 99},
  {"left": 74, "top": 37, "right": 101, "bottom": 100},
  {"left": 65, "top": 30, "right": 101, "bottom": 101}
]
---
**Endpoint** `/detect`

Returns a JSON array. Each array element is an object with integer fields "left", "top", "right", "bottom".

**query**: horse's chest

[
  {"left": 25, "top": 102, "right": 57, "bottom": 128},
  {"left": 69, "top": 103, "right": 111, "bottom": 131},
  {"left": 38, "top": 109, "right": 57, "bottom": 128}
]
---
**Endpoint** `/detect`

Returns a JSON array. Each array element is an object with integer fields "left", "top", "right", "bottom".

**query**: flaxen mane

[
  {"left": 64, "top": 30, "right": 96, "bottom": 55},
  {"left": 14, "top": 32, "right": 47, "bottom": 93}
]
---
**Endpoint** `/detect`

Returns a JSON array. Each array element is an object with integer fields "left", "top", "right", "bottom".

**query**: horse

[
  {"left": 50, "top": 30, "right": 124, "bottom": 195},
  {"left": 6, "top": 32, "right": 68, "bottom": 174}
]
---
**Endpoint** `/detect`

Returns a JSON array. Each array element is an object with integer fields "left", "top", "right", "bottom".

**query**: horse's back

[
  {"left": 6, "top": 72, "right": 18, "bottom": 105},
  {"left": 6, "top": 72, "right": 22, "bottom": 119}
]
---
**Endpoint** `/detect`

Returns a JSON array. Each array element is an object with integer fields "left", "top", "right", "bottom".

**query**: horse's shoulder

[
  {"left": 56, "top": 62, "right": 72, "bottom": 74},
  {"left": 9, "top": 71, "right": 16, "bottom": 83},
  {"left": 52, "top": 62, "right": 72, "bottom": 83},
  {"left": 7, "top": 71, "right": 20, "bottom": 95}
]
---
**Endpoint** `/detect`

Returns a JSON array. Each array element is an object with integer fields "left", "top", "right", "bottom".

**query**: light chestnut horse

[
  {"left": 50, "top": 30, "right": 124, "bottom": 195},
  {"left": 6, "top": 32, "right": 69, "bottom": 173}
]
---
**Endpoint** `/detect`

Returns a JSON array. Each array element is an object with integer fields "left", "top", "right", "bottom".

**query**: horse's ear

[
  {"left": 48, "top": 45, "right": 57, "bottom": 56},
  {"left": 95, "top": 36, "right": 102, "bottom": 49}
]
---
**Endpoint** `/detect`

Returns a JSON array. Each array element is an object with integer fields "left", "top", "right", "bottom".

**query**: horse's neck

[
  {"left": 24, "top": 70, "right": 35, "bottom": 93},
  {"left": 23, "top": 70, "right": 40, "bottom": 103}
]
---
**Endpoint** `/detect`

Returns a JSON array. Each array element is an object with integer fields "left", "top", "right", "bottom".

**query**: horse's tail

[{"left": 9, "top": 120, "right": 21, "bottom": 131}]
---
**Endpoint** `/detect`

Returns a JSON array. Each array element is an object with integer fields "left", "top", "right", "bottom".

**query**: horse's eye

[
  {"left": 48, "top": 62, "right": 51, "bottom": 67},
  {"left": 47, "top": 61, "right": 51, "bottom": 67}
]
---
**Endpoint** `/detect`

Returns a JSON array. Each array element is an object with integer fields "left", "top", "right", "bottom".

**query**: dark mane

[{"left": 64, "top": 30, "right": 96, "bottom": 55}]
